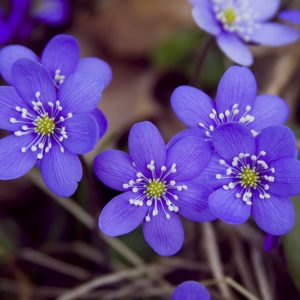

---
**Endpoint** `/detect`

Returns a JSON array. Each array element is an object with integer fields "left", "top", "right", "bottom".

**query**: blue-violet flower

[
  {"left": 279, "top": 10, "right": 300, "bottom": 24},
  {"left": 94, "top": 121, "right": 215, "bottom": 256},
  {"left": 172, "top": 281, "right": 211, "bottom": 300}
]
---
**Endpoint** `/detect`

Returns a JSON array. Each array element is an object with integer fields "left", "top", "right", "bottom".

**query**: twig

[
  {"left": 19, "top": 248, "right": 90, "bottom": 280},
  {"left": 225, "top": 277, "right": 260, "bottom": 300},
  {"left": 202, "top": 223, "right": 233, "bottom": 299}
]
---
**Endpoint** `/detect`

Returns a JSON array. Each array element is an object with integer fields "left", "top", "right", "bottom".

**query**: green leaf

[{"left": 283, "top": 197, "right": 300, "bottom": 290}]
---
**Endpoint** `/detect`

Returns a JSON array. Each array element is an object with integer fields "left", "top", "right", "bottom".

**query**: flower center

[
  {"left": 123, "top": 160, "right": 188, "bottom": 222},
  {"left": 216, "top": 151, "right": 275, "bottom": 205},
  {"left": 35, "top": 115, "right": 55, "bottom": 135},
  {"left": 223, "top": 8, "right": 236, "bottom": 25},
  {"left": 240, "top": 167, "right": 258, "bottom": 188},
  {"left": 146, "top": 179, "right": 166, "bottom": 199}
]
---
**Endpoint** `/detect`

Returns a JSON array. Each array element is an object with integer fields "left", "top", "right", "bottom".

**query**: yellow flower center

[
  {"left": 223, "top": 8, "right": 236, "bottom": 25},
  {"left": 241, "top": 168, "right": 258, "bottom": 188},
  {"left": 146, "top": 180, "right": 166, "bottom": 199},
  {"left": 35, "top": 115, "right": 55, "bottom": 135}
]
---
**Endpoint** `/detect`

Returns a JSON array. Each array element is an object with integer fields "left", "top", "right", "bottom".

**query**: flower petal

[
  {"left": 167, "top": 128, "right": 205, "bottom": 150},
  {"left": 252, "top": 194, "right": 294, "bottom": 235},
  {"left": 251, "top": 0, "right": 280, "bottom": 21},
  {"left": 128, "top": 121, "right": 166, "bottom": 175},
  {"left": 269, "top": 158, "right": 300, "bottom": 197},
  {"left": 11, "top": 58, "right": 56, "bottom": 105},
  {"left": 41, "top": 34, "right": 79, "bottom": 77},
  {"left": 76, "top": 57, "right": 112, "bottom": 89},
  {"left": 99, "top": 191, "right": 147, "bottom": 237},
  {"left": 192, "top": 1, "right": 221, "bottom": 35},
  {"left": 0, "top": 45, "right": 38, "bottom": 84},
  {"left": 279, "top": 10, "right": 300, "bottom": 24},
  {"left": 63, "top": 113, "right": 98, "bottom": 154},
  {"left": 216, "top": 33, "right": 253, "bottom": 66},
  {"left": 216, "top": 65, "right": 257, "bottom": 113},
  {"left": 0, "top": 135, "right": 37, "bottom": 179},
  {"left": 250, "top": 23, "right": 300, "bottom": 46},
  {"left": 257, "top": 126, "right": 297, "bottom": 162},
  {"left": 166, "top": 136, "right": 211, "bottom": 181},
  {"left": 93, "top": 150, "right": 137, "bottom": 191},
  {"left": 91, "top": 108, "right": 108, "bottom": 139},
  {"left": 0, "top": 86, "right": 28, "bottom": 131},
  {"left": 40, "top": 144, "right": 82, "bottom": 197},
  {"left": 213, "top": 123, "right": 255, "bottom": 162},
  {"left": 171, "top": 85, "right": 215, "bottom": 128},
  {"left": 143, "top": 211, "right": 184, "bottom": 256},
  {"left": 58, "top": 71, "right": 104, "bottom": 114},
  {"left": 209, "top": 188, "right": 251, "bottom": 224},
  {"left": 172, "top": 281, "right": 211, "bottom": 300},
  {"left": 249, "top": 95, "right": 289, "bottom": 132},
  {"left": 177, "top": 182, "right": 216, "bottom": 222}
]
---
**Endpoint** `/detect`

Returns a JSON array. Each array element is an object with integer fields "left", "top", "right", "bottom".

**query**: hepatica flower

[
  {"left": 279, "top": 10, "right": 300, "bottom": 24},
  {"left": 0, "top": 34, "right": 111, "bottom": 138},
  {"left": 172, "top": 281, "right": 211, "bottom": 300},
  {"left": 190, "top": 0, "right": 300, "bottom": 65},
  {"left": 171, "top": 66, "right": 288, "bottom": 142},
  {"left": 0, "top": 58, "right": 103, "bottom": 197},
  {"left": 206, "top": 123, "right": 300, "bottom": 235},
  {"left": 94, "top": 121, "right": 215, "bottom": 256}
]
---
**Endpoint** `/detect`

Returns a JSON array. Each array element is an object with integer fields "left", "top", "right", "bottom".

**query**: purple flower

[
  {"left": 190, "top": 0, "right": 300, "bottom": 66},
  {"left": 204, "top": 123, "right": 300, "bottom": 235},
  {"left": 279, "top": 10, "right": 300, "bottom": 24},
  {"left": 0, "top": 58, "right": 103, "bottom": 197},
  {"left": 0, "top": 34, "right": 111, "bottom": 138},
  {"left": 171, "top": 66, "right": 288, "bottom": 143},
  {"left": 94, "top": 121, "right": 214, "bottom": 256},
  {"left": 264, "top": 234, "right": 280, "bottom": 252},
  {"left": 0, "top": 0, "right": 70, "bottom": 45},
  {"left": 172, "top": 281, "right": 210, "bottom": 300}
]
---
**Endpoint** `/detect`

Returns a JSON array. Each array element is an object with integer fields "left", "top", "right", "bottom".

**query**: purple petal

[
  {"left": 0, "top": 45, "right": 38, "bottom": 84},
  {"left": 192, "top": 1, "right": 221, "bottom": 35},
  {"left": 171, "top": 85, "right": 215, "bottom": 128},
  {"left": 0, "top": 86, "right": 28, "bottom": 131},
  {"left": 58, "top": 71, "right": 104, "bottom": 114},
  {"left": 252, "top": 194, "right": 294, "bottom": 235},
  {"left": 251, "top": 0, "right": 280, "bottom": 21},
  {"left": 91, "top": 108, "right": 108, "bottom": 139},
  {"left": 216, "top": 33, "right": 253, "bottom": 66},
  {"left": 93, "top": 150, "right": 137, "bottom": 192},
  {"left": 11, "top": 58, "right": 56, "bottom": 105},
  {"left": 193, "top": 153, "right": 230, "bottom": 189},
  {"left": 279, "top": 10, "right": 300, "bottom": 24},
  {"left": 40, "top": 144, "right": 82, "bottom": 197},
  {"left": 99, "top": 192, "right": 148, "bottom": 237},
  {"left": 250, "top": 23, "right": 300, "bottom": 46},
  {"left": 128, "top": 121, "right": 166, "bottom": 175},
  {"left": 209, "top": 188, "right": 251, "bottom": 224},
  {"left": 166, "top": 136, "right": 211, "bottom": 181},
  {"left": 167, "top": 128, "right": 205, "bottom": 150},
  {"left": 264, "top": 234, "right": 280, "bottom": 252},
  {"left": 41, "top": 34, "right": 80, "bottom": 78},
  {"left": 177, "top": 182, "right": 216, "bottom": 222},
  {"left": 63, "top": 113, "right": 98, "bottom": 154},
  {"left": 172, "top": 281, "right": 211, "bottom": 300},
  {"left": 216, "top": 66, "right": 257, "bottom": 113},
  {"left": 76, "top": 57, "right": 112, "bottom": 89},
  {"left": 256, "top": 126, "right": 297, "bottom": 162},
  {"left": 0, "top": 135, "right": 37, "bottom": 179},
  {"left": 249, "top": 95, "right": 289, "bottom": 132},
  {"left": 32, "top": 0, "right": 69, "bottom": 25},
  {"left": 213, "top": 123, "right": 255, "bottom": 162},
  {"left": 143, "top": 211, "right": 184, "bottom": 256},
  {"left": 269, "top": 158, "right": 300, "bottom": 197}
]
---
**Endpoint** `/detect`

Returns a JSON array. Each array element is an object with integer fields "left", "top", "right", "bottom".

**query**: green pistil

[
  {"left": 146, "top": 180, "right": 166, "bottom": 199},
  {"left": 36, "top": 115, "right": 55, "bottom": 135},
  {"left": 241, "top": 168, "right": 258, "bottom": 188},
  {"left": 223, "top": 8, "right": 236, "bottom": 25}
]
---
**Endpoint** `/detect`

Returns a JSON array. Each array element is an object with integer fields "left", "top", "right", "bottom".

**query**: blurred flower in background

[
  {"left": 172, "top": 281, "right": 211, "bottom": 300},
  {"left": 0, "top": 0, "right": 69, "bottom": 45}
]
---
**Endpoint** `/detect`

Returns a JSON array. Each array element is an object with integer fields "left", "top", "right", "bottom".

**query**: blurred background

[{"left": 0, "top": 0, "right": 300, "bottom": 299}]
